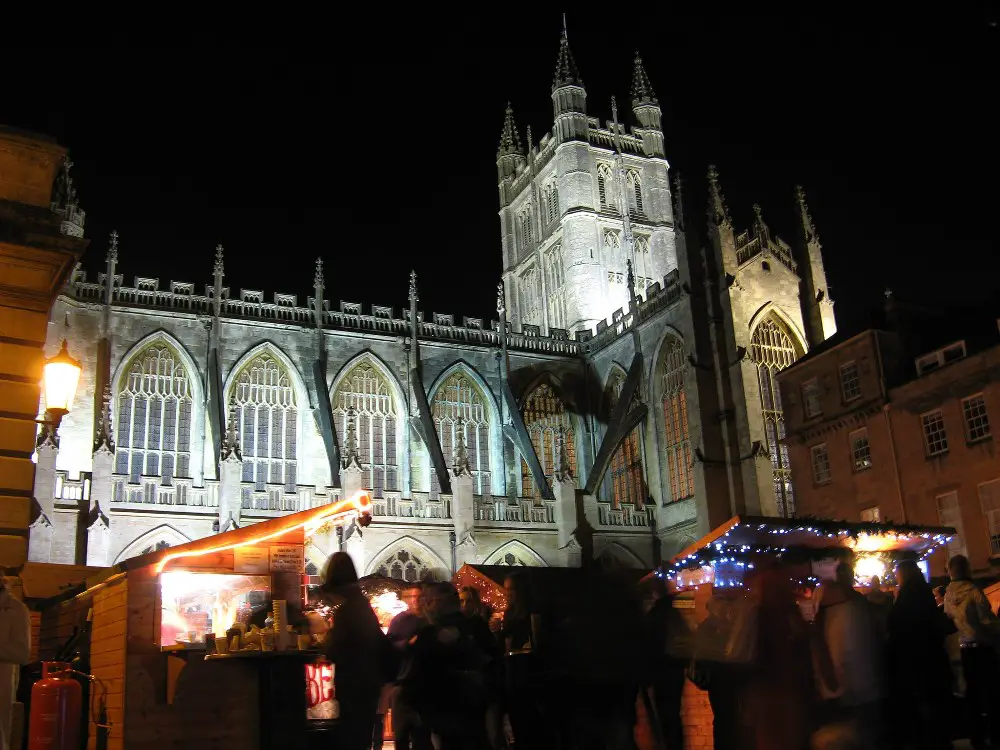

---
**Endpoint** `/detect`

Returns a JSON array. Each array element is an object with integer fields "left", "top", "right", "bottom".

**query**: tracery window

[
  {"left": 660, "top": 338, "right": 694, "bottom": 502},
  {"left": 626, "top": 170, "right": 643, "bottom": 216},
  {"left": 520, "top": 383, "right": 577, "bottom": 500},
  {"left": 115, "top": 342, "right": 194, "bottom": 488},
  {"left": 634, "top": 235, "right": 653, "bottom": 295},
  {"left": 603, "top": 370, "right": 646, "bottom": 509},
  {"left": 597, "top": 164, "right": 613, "bottom": 209},
  {"left": 230, "top": 353, "right": 298, "bottom": 497},
  {"left": 430, "top": 372, "right": 491, "bottom": 496},
  {"left": 750, "top": 318, "right": 799, "bottom": 517},
  {"left": 141, "top": 540, "right": 171, "bottom": 555},
  {"left": 519, "top": 206, "right": 533, "bottom": 253},
  {"left": 374, "top": 548, "right": 434, "bottom": 583},
  {"left": 332, "top": 361, "right": 398, "bottom": 498}
]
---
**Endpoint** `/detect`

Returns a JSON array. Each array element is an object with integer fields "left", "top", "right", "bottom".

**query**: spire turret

[
  {"left": 795, "top": 185, "right": 819, "bottom": 244},
  {"left": 93, "top": 385, "right": 115, "bottom": 455},
  {"left": 752, "top": 203, "right": 771, "bottom": 245},
  {"left": 707, "top": 166, "right": 731, "bottom": 227},
  {"left": 630, "top": 52, "right": 658, "bottom": 107},
  {"left": 342, "top": 407, "right": 363, "bottom": 471},
  {"left": 497, "top": 102, "right": 523, "bottom": 159},
  {"left": 220, "top": 398, "right": 242, "bottom": 463},
  {"left": 792, "top": 186, "right": 837, "bottom": 345},
  {"left": 551, "top": 24, "right": 583, "bottom": 90},
  {"left": 452, "top": 417, "right": 471, "bottom": 476}
]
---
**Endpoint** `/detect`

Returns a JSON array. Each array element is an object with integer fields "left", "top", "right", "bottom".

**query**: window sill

[
  {"left": 967, "top": 436, "right": 994, "bottom": 446},
  {"left": 852, "top": 465, "right": 873, "bottom": 474},
  {"left": 926, "top": 451, "right": 950, "bottom": 459}
]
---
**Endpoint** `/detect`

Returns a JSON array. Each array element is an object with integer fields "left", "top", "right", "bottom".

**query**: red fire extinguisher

[{"left": 28, "top": 661, "right": 83, "bottom": 750}]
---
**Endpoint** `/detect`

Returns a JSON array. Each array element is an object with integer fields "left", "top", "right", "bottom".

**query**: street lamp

[{"left": 37, "top": 340, "right": 82, "bottom": 443}]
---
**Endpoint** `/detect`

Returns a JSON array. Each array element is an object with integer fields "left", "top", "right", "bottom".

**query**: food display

[{"left": 159, "top": 571, "right": 270, "bottom": 647}]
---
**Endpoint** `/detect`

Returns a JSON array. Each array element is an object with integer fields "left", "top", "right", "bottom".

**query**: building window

[
  {"left": 597, "top": 164, "right": 613, "bottom": 209},
  {"left": 519, "top": 207, "right": 533, "bottom": 251},
  {"left": 750, "top": 318, "right": 799, "bottom": 517},
  {"left": 603, "top": 370, "right": 645, "bottom": 509},
  {"left": 332, "top": 361, "right": 398, "bottom": 498},
  {"left": 963, "top": 394, "right": 991, "bottom": 442},
  {"left": 430, "top": 372, "right": 491, "bottom": 496},
  {"left": 811, "top": 444, "right": 831, "bottom": 485},
  {"left": 850, "top": 428, "right": 872, "bottom": 472},
  {"left": 520, "top": 382, "right": 577, "bottom": 501},
  {"left": 661, "top": 338, "right": 694, "bottom": 503},
  {"left": 936, "top": 491, "right": 968, "bottom": 559},
  {"left": 374, "top": 548, "right": 434, "bottom": 582},
  {"left": 544, "top": 244, "right": 565, "bottom": 330},
  {"left": 921, "top": 410, "right": 949, "bottom": 456},
  {"left": 839, "top": 361, "right": 861, "bottom": 402},
  {"left": 518, "top": 265, "right": 543, "bottom": 327},
  {"left": 544, "top": 184, "right": 559, "bottom": 225},
  {"left": 626, "top": 170, "right": 643, "bottom": 216},
  {"left": 115, "top": 342, "right": 194, "bottom": 488},
  {"left": 802, "top": 379, "right": 822, "bottom": 418},
  {"left": 231, "top": 353, "right": 298, "bottom": 496},
  {"left": 978, "top": 479, "right": 1000, "bottom": 558},
  {"left": 859, "top": 506, "right": 880, "bottom": 523}
]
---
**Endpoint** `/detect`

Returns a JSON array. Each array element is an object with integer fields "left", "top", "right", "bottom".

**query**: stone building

[
  {"left": 28, "top": 29, "right": 836, "bottom": 580},
  {"left": 778, "top": 310, "right": 1000, "bottom": 575}
]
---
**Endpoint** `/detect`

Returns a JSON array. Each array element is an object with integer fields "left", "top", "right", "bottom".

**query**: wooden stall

[
  {"left": 661, "top": 515, "right": 956, "bottom": 750},
  {"left": 34, "top": 495, "right": 371, "bottom": 750}
]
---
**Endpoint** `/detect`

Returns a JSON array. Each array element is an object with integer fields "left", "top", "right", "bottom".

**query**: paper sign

[
  {"left": 305, "top": 661, "right": 335, "bottom": 720},
  {"left": 270, "top": 544, "right": 305, "bottom": 572},
  {"left": 234, "top": 546, "right": 269, "bottom": 574}
]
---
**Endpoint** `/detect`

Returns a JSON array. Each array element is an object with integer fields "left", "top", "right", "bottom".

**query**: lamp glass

[{"left": 42, "top": 341, "right": 82, "bottom": 414}]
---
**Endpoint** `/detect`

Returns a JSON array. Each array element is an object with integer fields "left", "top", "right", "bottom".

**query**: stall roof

[
  {"left": 670, "top": 515, "right": 956, "bottom": 570},
  {"left": 36, "top": 493, "right": 373, "bottom": 608}
]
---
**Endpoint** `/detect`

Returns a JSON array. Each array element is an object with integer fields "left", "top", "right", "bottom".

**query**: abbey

[{"left": 29, "top": 29, "right": 836, "bottom": 580}]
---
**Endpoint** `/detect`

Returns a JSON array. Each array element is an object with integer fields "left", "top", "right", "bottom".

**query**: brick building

[{"left": 778, "top": 308, "right": 1000, "bottom": 575}]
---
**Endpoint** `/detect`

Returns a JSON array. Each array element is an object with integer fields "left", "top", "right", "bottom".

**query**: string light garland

[{"left": 656, "top": 517, "right": 954, "bottom": 590}]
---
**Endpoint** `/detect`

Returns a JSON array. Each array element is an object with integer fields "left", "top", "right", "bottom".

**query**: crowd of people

[{"left": 314, "top": 550, "right": 1000, "bottom": 750}]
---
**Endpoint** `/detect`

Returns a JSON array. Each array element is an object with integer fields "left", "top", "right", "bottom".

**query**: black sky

[{"left": 3, "top": 9, "right": 997, "bottom": 334}]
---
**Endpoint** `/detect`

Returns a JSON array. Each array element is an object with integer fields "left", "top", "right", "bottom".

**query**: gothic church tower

[{"left": 498, "top": 29, "right": 679, "bottom": 335}]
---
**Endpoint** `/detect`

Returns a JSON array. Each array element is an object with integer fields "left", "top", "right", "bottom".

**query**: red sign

[{"left": 305, "top": 661, "right": 335, "bottom": 720}]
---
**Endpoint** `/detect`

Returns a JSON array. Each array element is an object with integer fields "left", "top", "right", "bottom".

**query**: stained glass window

[
  {"left": 750, "top": 318, "right": 799, "bottom": 517},
  {"left": 115, "top": 342, "right": 194, "bottom": 495},
  {"left": 520, "top": 383, "right": 576, "bottom": 500},
  {"left": 602, "top": 370, "right": 646, "bottom": 508},
  {"left": 660, "top": 337, "right": 693, "bottom": 503}
]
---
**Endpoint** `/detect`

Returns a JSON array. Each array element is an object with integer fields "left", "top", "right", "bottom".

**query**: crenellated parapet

[{"left": 62, "top": 263, "right": 685, "bottom": 356}]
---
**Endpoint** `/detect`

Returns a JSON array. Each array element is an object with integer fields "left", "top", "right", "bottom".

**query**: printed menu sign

[
  {"left": 269, "top": 544, "right": 305, "bottom": 572},
  {"left": 234, "top": 546, "right": 269, "bottom": 574}
]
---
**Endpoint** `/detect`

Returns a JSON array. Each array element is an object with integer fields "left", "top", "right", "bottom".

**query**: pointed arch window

[
  {"left": 230, "top": 353, "right": 298, "bottom": 497},
  {"left": 626, "top": 170, "right": 643, "bottom": 217},
  {"left": 750, "top": 318, "right": 799, "bottom": 517},
  {"left": 520, "top": 383, "right": 577, "bottom": 500},
  {"left": 660, "top": 338, "right": 694, "bottom": 503},
  {"left": 603, "top": 370, "right": 646, "bottom": 509},
  {"left": 115, "top": 342, "right": 194, "bottom": 492},
  {"left": 374, "top": 547, "right": 435, "bottom": 582},
  {"left": 519, "top": 206, "right": 533, "bottom": 253},
  {"left": 597, "top": 164, "right": 613, "bottom": 209},
  {"left": 544, "top": 184, "right": 560, "bottom": 225},
  {"left": 544, "top": 245, "right": 565, "bottom": 329},
  {"left": 519, "top": 266, "right": 543, "bottom": 326},
  {"left": 332, "top": 361, "right": 398, "bottom": 498},
  {"left": 430, "top": 373, "right": 491, "bottom": 496}
]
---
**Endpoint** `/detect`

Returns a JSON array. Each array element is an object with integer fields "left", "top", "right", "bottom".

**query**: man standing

[{"left": 0, "top": 573, "right": 31, "bottom": 750}]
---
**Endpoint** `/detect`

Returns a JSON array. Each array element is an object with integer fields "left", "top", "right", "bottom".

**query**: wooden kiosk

[{"left": 34, "top": 494, "right": 372, "bottom": 750}]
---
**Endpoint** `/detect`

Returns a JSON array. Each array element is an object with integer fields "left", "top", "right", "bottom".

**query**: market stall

[
  {"left": 659, "top": 515, "right": 956, "bottom": 750},
  {"left": 33, "top": 493, "right": 373, "bottom": 750}
]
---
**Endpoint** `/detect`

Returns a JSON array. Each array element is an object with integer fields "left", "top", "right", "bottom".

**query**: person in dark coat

[
  {"left": 641, "top": 578, "right": 690, "bottom": 749},
  {"left": 321, "top": 552, "right": 389, "bottom": 750},
  {"left": 887, "top": 560, "right": 954, "bottom": 750}
]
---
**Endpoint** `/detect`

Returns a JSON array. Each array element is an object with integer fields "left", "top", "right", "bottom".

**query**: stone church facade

[{"left": 29, "top": 30, "right": 836, "bottom": 580}]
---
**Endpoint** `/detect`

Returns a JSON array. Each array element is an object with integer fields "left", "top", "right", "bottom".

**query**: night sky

[{"left": 3, "top": 9, "right": 997, "bottom": 335}]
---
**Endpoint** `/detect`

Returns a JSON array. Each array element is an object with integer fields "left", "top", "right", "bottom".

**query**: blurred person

[
  {"left": 887, "top": 560, "right": 950, "bottom": 750},
  {"left": 944, "top": 555, "right": 1000, "bottom": 750},
  {"left": 864, "top": 575, "right": 892, "bottom": 640},
  {"left": 459, "top": 586, "right": 492, "bottom": 622},
  {"left": 641, "top": 577, "right": 690, "bottom": 749},
  {"left": 0, "top": 574, "right": 30, "bottom": 750},
  {"left": 321, "top": 552, "right": 390, "bottom": 750}
]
